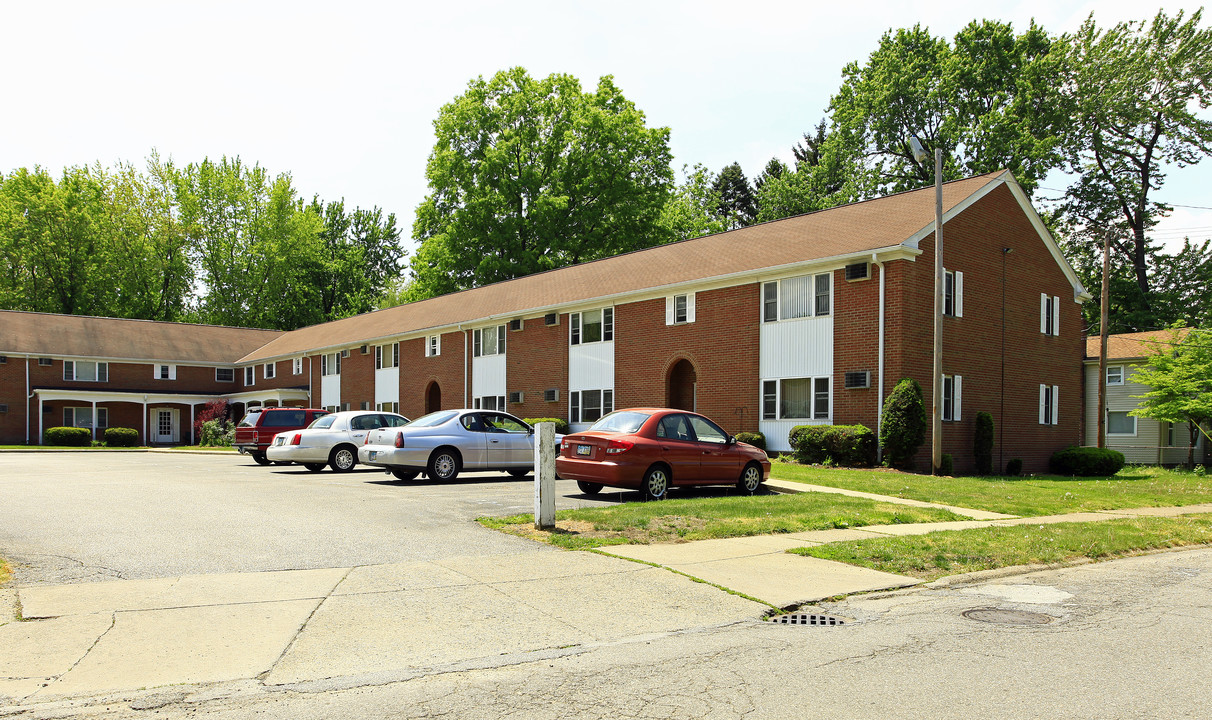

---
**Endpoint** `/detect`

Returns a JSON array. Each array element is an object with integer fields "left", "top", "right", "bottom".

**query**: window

[
  {"left": 941, "top": 374, "right": 963, "bottom": 422},
  {"left": 64, "top": 407, "right": 107, "bottom": 429},
  {"left": 571, "top": 308, "right": 614, "bottom": 345},
  {"left": 292, "top": 357, "right": 303, "bottom": 375},
  {"left": 762, "top": 273, "right": 831, "bottom": 322},
  {"left": 243, "top": 367, "right": 255, "bottom": 386},
  {"left": 1039, "top": 384, "right": 1059, "bottom": 425},
  {"left": 570, "top": 389, "right": 614, "bottom": 424},
  {"left": 1106, "top": 365, "right": 1124, "bottom": 385},
  {"left": 1041, "top": 293, "right": 1060, "bottom": 336},
  {"left": 360, "top": 401, "right": 371, "bottom": 411},
  {"left": 687, "top": 415, "right": 729, "bottom": 445},
  {"left": 666, "top": 293, "right": 695, "bottom": 325},
  {"left": 1107, "top": 411, "right": 1136, "bottom": 436},
  {"left": 216, "top": 368, "right": 235, "bottom": 383},
  {"left": 321, "top": 353, "right": 341, "bottom": 377},
  {"left": 761, "top": 377, "right": 830, "bottom": 420},
  {"left": 473, "top": 325, "right": 506, "bottom": 357},
  {"left": 64, "top": 361, "right": 108, "bottom": 382},
  {"left": 377, "top": 402, "right": 400, "bottom": 414},
  {"left": 375, "top": 343, "right": 399, "bottom": 370},
  {"left": 263, "top": 363, "right": 276, "bottom": 379},
  {"left": 426, "top": 335, "right": 441, "bottom": 357},
  {"left": 155, "top": 364, "right": 176, "bottom": 380},
  {"left": 944, "top": 269, "right": 964, "bottom": 317},
  {"left": 38, "top": 357, "right": 52, "bottom": 366},
  {"left": 474, "top": 395, "right": 506, "bottom": 411}
]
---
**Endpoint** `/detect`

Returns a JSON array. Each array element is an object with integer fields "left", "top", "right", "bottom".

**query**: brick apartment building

[{"left": 0, "top": 171, "right": 1089, "bottom": 472}]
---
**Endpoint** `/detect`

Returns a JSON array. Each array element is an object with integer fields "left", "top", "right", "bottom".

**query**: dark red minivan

[{"left": 234, "top": 407, "right": 329, "bottom": 465}]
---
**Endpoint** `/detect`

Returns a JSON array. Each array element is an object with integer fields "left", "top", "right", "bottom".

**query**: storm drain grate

[
  {"left": 772, "top": 613, "right": 847, "bottom": 626},
  {"left": 962, "top": 608, "right": 1054, "bottom": 626}
]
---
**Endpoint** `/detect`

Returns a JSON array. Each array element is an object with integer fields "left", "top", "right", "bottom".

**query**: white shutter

[
  {"left": 1052, "top": 296, "right": 1061, "bottom": 335},
  {"left": 665, "top": 296, "right": 675, "bottom": 325},
  {"left": 1051, "top": 385, "right": 1060, "bottom": 425},
  {"left": 1040, "top": 294, "right": 1048, "bottom": 334},
  {"left": 953, "top": 375, "right": 963, "bottom": 421},
  {"left": 687, "top": 292, "right": 696, "bottom": 323},
  {"left": 1039, "top": 384, "right": 1047, "bottom": 424},
  {"left": 955, "top": 272, "right": 964, "bottom": 318}
]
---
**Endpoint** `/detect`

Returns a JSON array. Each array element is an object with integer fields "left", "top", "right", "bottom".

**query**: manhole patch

[
  {"left": 771, "top": 613, "right": 847, "bottom": 626},
  {"left": 962, "top": 607, "right": 1054, "bottom": 626}
]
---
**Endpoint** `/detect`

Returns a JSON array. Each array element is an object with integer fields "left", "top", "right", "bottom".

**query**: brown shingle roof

[
  {"left": 1084, "top": 328, "right": 1192, "bottom": 361},
  {"left": 0, "top": 311, "right": 283, "bottom": 364},
  {"left": 240, "top": 171, "right": 1009, "bottom": 363}
]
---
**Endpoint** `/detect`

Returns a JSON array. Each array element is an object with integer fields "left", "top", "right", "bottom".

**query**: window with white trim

[
  {"left": 1106, "top": 365, "right": 1124, "bottom": 385},
  {"left": 941, "top": 374, "right": 963, "bottom": 422},
  {"left": 63, "top": 361, "right": 108, "bottom": 382},
  {"left": 570, "top": 308, "right": 614, "bottom": 345},
  {"left": 473, "top": 325, "right": 506, "bottom": 357},
  {"left": 473, "top": 395, "right": 506, "bottom": 411},
  {"left": 762, "top": 273, "right": 831, "bottom": 322},
  {"left": 263, "top": 363, "right": 276, "bottom": 379},
  {"left": 1039, "top": 384, "right": 1059, "bottom": 425},
  {"left": 375, "top": 343, "right": 399, "bottom": 370},
  {"left": 1107, "top": 411, "right": 1136, "bottom": 436},
  {"left": 244, "top": 367, "right": 255, "bottom": 386},
  {"left": 666, "top": 293, "right": 696, "bottom": 325},
  {"left": 760, "top": 377, "right": 830, "bottom": 420},
  {"left": 64, "top": 407, "right": 107, "bottom": 429},
  {"left": 944, "top": 269, "right": 964, "bottom": 317},
  {"left": 426, "top": 335, "right": 441, "bottom": 357},
  {"left": 216, "top": 368, "right": 235, "bottom": 383},
  {"left": 292, "top": 357, "right": 303, "bottom": 375},
  {"left": 154, "top": 364, "right": 176, "bottom": 380},
  {"left": 321, "top": 352, "right": 341, "bottom": 377},
  {"left": 1041, "top": 293, "right": 1061, "bottom": 336},
  {"left": 570, "top": 389, "right": 614, "bottom": 424},
  {"left": 377, "top": 402, "right": 400, "bottom": 414}
]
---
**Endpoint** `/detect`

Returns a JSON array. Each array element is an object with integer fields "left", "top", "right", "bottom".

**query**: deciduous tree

[{"left": 1130, "top": 327, "right": 1212, "bottom": 468}]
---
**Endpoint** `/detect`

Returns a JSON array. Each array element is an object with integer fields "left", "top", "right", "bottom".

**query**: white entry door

[{"left": 154, "top": 409, "right": 179, "bottom": 444}]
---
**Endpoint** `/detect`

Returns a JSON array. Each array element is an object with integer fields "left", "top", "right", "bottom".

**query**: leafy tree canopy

[{"left": 1130, "top": 327, "right": 1212, "bottom": 467}]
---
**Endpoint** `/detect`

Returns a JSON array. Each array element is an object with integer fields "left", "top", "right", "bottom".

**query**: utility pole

[
  {"left": 910, "top": 137, "right": 943, "bottom": 474},
  {"left": 1097, "top": 231, "right": 1110, "bottom": 448}
]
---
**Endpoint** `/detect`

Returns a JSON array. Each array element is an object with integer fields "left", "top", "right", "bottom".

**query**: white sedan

[{"left": 267, "top": 410, "right": 410, "bottom": 472}]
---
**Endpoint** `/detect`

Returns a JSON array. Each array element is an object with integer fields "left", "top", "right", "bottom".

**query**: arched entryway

[
  {"left": 425, "top": 382, "right": 442, "bottom": 414},
  {"left": 666, "top": 359, "right": 697, "bottom": 411}
]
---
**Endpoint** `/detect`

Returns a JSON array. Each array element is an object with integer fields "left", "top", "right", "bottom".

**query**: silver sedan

[
  {"left": 266, "top": 410, "right": 410, "bottom": 472},
  {"left": 358, "top": 409, "right": 560, "bottom": 482}
]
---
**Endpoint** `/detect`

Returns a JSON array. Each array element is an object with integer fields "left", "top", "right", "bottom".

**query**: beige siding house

[{"left": 1084, "top": 331, "right": 1207, "bottom": 465}]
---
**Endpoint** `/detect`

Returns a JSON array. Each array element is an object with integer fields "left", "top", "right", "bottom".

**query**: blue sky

[{"left": 3, "top": 0, "right": 1208, "bottom": 256}]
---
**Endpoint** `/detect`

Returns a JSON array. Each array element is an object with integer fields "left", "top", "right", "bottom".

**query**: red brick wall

[
  {"left": 0, "top": 357, "right": 27, "bottom": 444},
  {"left": 833, "top": 265, "right": 883, "bottom": 431},
  {"left": 506, "top": 317, "right": 569, "bottom": 421},
  {"left": 614, "top": 285, "right": 761, "bottom": 436},
  {"left": 399, "top": 331, "right": 467, "bottom": 418},
  {"left": 340, "top": 347, "right": 375, "bottom": 410}
]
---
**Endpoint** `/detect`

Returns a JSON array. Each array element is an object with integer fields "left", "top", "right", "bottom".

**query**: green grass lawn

[
  {"left": 480, "top": 493, "right": 965, "bottom": 550},
  {"left": 170, "top": 445, "right": 236, "bottom": 451},
  {"left": 792, "top": 514, "right": 1212, "bottom": 581},
  {"left": 771, "top": 462, "right": 1212, "bottom": 516}
]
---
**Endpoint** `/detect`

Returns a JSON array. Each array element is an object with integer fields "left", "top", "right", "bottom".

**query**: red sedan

[{"left": 556, "top": 408, "right": 771, "bottom": 500}]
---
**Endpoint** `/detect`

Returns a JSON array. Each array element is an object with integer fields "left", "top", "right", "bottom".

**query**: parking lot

[{"left": 0, "top": 451, "right": 630, "bottom": 585}]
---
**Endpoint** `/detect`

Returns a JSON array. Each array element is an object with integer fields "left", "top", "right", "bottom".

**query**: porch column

[
  {"left": 142, "top": 398, "right": 148, "bottom": 446},
  {"left": 190, "top": 403, "right": 196, "bottom": 446},
  {"left": 92, "top": 400, "right": 98, "bottom": 442},
  {"left": 38, "top": 396, "right": 44, "bottom": 445}
]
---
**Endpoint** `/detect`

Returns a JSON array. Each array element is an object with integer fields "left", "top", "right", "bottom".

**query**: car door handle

[{"left": 490, "top": 439, "right": 501, "bottom": 444}]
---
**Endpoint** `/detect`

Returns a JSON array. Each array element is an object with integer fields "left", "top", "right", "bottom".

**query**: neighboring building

[
  {"left": 1083, "top": 330, "right": 1207, "bottom": 465},
  {"left": 0, "top": 171, "right": 1089, "bottom": 472}
]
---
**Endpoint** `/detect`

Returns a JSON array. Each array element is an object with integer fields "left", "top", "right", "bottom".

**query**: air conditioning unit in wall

[
  {"left": 543, "top": 388, "right": 559, "bottom": 402},
  {"left": 845, "top": 262, "right": 870, "bottom": 281},
  {"left": 844, "top": 371, "right": 871, "bottom": 389},
  {"left": 0, "top": 403, "right": 8, "bottom": 413},
  {"left": 360, "top": 345, "right": 370, "bottom": 354},
  {"left": 508, "top": 391, "right": 523, "bottom": 403},
  {"left": 509, "top": 319, "right": 523, "bottom": 331},
  {"left": 0, "top": 355, "right": 7, "bottom": 364},
  {"left": 544, "top": 313, "right": 558, "bottom": 326},
  {"left": 341, "top": 349, "right": 351, "bottom": 358}
]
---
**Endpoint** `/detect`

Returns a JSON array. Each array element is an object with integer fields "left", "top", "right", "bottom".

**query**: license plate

[
  {"left": 368, "top": 451, "right": 377, "bottom": 460},
  {"left": 576, "top": 444, "right": 592, "bottom": 456}
]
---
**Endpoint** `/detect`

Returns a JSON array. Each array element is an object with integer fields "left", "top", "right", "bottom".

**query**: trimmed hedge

[
  {"left": 938, "top": 453, "right": 953, "bottom": 477},
  {"left": 524, "top": 417, "right": 571, "bottom": 434},
  {"left": 1050, "top": 446, "right": 1126, "bottom": 477},
  {"left": 880, "top": 378, "right": 926, "bottom": 469},
  {"left": 104, "top": 427, "right": 140, "bottom": 447},
  {"left": 734, "top": 431, "right": 766, "bottom": 450},
  {"left": 789, "top": 424, "right": 875, "bottom": 466},
  {"left": 43, "top": 426, "right": 92, "bottom": 446}
]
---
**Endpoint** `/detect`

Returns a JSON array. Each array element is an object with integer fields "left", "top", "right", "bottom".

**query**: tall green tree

[
  {"left": 658, "top": 163, "right": 727, "bottom": 242},
  {"left": 1056, "top": 9, "right": 1212, "bottom": 323},
  {"left": 712, "top": 162, "right": 756, "bottom": 229},
  {"left": 307, "top": 198, "right": 404, "bottom": 320},
  {"left": 407, "top": 67, "right": 674, "bottom": 300},
  {"left": 1130, "top": 327, "right": 1212, "bottom": 468}
]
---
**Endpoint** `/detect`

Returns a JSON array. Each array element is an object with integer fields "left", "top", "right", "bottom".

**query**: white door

[{"left": 154, "top": 409, "right": 179, "bottom": 444}]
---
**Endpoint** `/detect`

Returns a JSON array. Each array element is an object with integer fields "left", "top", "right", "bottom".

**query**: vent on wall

[
  {"left": 845, "top": 262, "right": 870, "bottom": 281},
  {"left": 508, "top": 391, "right": 523, "bottom": 403},
  {"left": 0, "top": 403, "right": 8, "bottom": 413},
  {"left": 38, "top": 358, "right": 53, "bottom": 366},
  {"left": 341, "top": 349, "right": 351, "bottom": 358},
  {"left": 544, "top": 313, "right": 558, "bottom": 326},
  {"left": 360, "top": 345, "right": 370, "bottom": 355},
  {"left": 544, "top": 388, "right": 559, "bottom": 402},
  {"left": 844, "top": 371, "right": 871, "bottom": 389},
  {"left": 509, "top": 318, "right": 523, "bottom": 331},
  {"left": 0, "top": 355, "right": 7, "bottom": 364}
]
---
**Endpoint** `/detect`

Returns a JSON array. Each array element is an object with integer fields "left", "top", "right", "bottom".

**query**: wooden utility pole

[{"left": 1097, "top": 231, "right": 1110, "bottom": 449}]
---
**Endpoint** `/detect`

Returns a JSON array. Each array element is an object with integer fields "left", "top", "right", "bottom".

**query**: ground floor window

[
  {"left": 474, "top": 395, "right": 506, "bottom": 411},
  {"left": 377, "top": 402, "right": 400, "bottom": 414},
  {"left": 761, "top": 377, "right": 830, "bottom": 420},
  {"left": 64, "top": 407, "right": 108, "bottom": 429},
  {"left": 1107, "top": 411, "right": 1136, "bottom": 436},
  {"left": 570, "top": 389, "right": 614, "bottom": 424}
]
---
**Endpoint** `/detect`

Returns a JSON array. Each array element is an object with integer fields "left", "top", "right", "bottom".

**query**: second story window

[
  {"left": 473, "top": 325, "right": 506, "bottom": 357},
  {"left": 321, "top": 353, "right": 341, "bottom": 377},
  {"left": 292, "top": 357, "right": 303, "bottom": 375},
  {"left": 65, "top": 361, "right": 108, "bottom": 382},
  {"left": 1041, "top": 293, "right": 1060, "bottom": 336},
  {"left": 944, "top": 269, "right": 964, "bottom": 317},
  {"left": 666, "top": 294, "right": 695, "bottom": 325},
  {"left": 571, "top": 308, "right": 614, "bottom": 345},
  {"left": 244, "top": 367, "right": 255, "bottom": 386},
  {"left": 426, "top": 335, "right": 441, "bottom": 357},
  {"left": 263, "top": 363, "right": 275, "bottom": 379},
  {"left": 1106, "top": 365, "right": 1124, "bottom": 385},
  {"left": 216, "top": 368, "right": 235, "bottom": 382},
  {"left": 763, "top": 273, "right": 831, "bottom": 322},
  {"left": 155, "top": 364, "right": 176, "bottom": 380},
  {"left": 375, "top": 343, "right": 399, "bottom": 369}
]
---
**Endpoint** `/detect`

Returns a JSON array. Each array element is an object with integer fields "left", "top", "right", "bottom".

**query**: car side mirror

[
  {"left": 528, "top": 427, "right": 534, "bottom": 435},
  {"left": 726, "top": 435, "right": 737, "bottom": 446}
]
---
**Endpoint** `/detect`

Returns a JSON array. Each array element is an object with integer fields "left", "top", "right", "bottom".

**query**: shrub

[
  {"left": 524, "top": 417, "right": 571, "bottom": 434},
  {"left": 973, "top": 411, "right": 994, "bottom": 475},
  {"left": 789, "top": 424, "right": 875, "bottom": 466},
  {"left": 200, "top": 419, "right": 235, "bottom": 447},
  {"left": 938, "top": 453, "right": 953, "bottom": 476},
  {"left": 193, "top": 400, "right": 230, "bottom": 443},
  {"left": 43, "top": 426, "right": 92, "bottom": 447},
  {"left": 880, "top": 378, "right": 926, "bottom": 469},
  {"left": 1006, "top": 458, "right": 1023, "bottom": 476},
  {"left": 1050, "top": 446, "right": 1126, "bottom": 477},
  {"left": 103, "top": 427, "right": 140, "bottom": 447},
  {"left": 734, "top": 431, "right": 766, "bottom": 450}
]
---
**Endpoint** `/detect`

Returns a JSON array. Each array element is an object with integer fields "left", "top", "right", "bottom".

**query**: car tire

[
  {"left": 427, "top": 448, "right": 461, "bottom": 482},
  {"left": 507, "top": 468, "right": 530, "bottom": 478},
  {"left": 737, "top": 462, "right": 763, "bottom": 495},
  {"left": 576, "top": 480, "right": 603, "bottom": 496},
  {"left": 641, "top": 465, "right": 670, "bottom": 501},
  {"left": 329, "top": 445, "right": 357, "bottom": 473},
  {"left": 391, "top": 469, "right": 419, "bottom": 481},
  {"left": 303, "top": 463, "right": 326, "bottom": 472},
  {"left": 251, "top": 451, "right": 270, "bottom": 466}
]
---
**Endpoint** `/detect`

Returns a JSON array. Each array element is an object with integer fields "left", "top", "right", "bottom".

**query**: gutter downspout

[
  {"left": 462, "top": 327, "right": 469, "bottom": 407},
  {"left": 874, "top": 253, "right": 886, "bottom": 464},
  {"left": 308, "top": 356, "right": 313, "bottom": 407}
]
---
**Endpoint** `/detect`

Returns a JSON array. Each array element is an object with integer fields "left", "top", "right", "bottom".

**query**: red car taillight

[
  {"left": 253, "top": 431, "right": 260, "bottom": 444},
  {"left": 606, "top": 439, "right": 634, "bottom": 454},
  {"left": 364, "top": 433, "right": 372, "bottom": 445},
  {"left": 394, "top": 432, "right": 405, "bottom": 449},
  {"left": 290, "top": 433, "right": 301, "bottom": 446}
]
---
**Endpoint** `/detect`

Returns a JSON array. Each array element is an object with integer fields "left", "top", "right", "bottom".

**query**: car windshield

[
  {"left": 260, "top": 410, "right": 308, "bottom": 427},
  {"left": 310, "top": 415, "right": 336, "bottom": 429},
  {"left": 589, "top": 411, "right": 650, "bottom": 434},
  {"left": 237, "top": 412, "right": 261, "bottom": 428},
  {"left": 405, "top": 410, "right": 459, "bottom": 428}
]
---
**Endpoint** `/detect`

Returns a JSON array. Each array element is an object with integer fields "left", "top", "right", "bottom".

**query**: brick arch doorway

[
  {"left": 425, "top": 382, "right": 442, "bottom": 414},
  {"left": 666, "top": 359, "right": 697, "bottom": 412}
]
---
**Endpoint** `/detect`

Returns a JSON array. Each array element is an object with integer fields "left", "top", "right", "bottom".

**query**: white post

[{"left": 533, "top": 422, "right": 556, "bottom": 530}]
